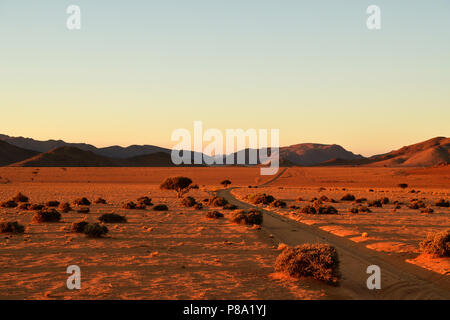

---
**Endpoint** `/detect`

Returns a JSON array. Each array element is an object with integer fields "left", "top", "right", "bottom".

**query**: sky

[{"left": 0, "top": 0, "right": 449, "bottom": 156}]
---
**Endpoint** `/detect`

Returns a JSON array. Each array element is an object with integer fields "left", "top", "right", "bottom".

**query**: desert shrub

[
  {"left": 435, "top": 199, "right": 449, "bottom": 207},
  {"left": 45, "top": 201, "right": 60, "bottom": 207},
  {"left": 341, "top": 194, "right": 355, "bottom": 201},
  {"left": 300, "top": 205, "right": 317, "bottom": 214},
  {"left": 99, "top": 213, "right": 127, "bottom": 223},
  {"left": 160, "top": 177, "right": 193, "bottom": 197},
  {"left": 421, "top": 207, "right": 434, "bottom": 214},
  {"left": 220, "top": 180, "right": 232, "bottom": 187},
  {"left": 354, "top": 198, "right": 367, "bottom": 203},
  {"left": 0, "top": 221, "right": 25, "bottom": 234},
  {"left": 208, "top": 196, "right": 228, "bottom": 207},
  {"left": 319, "top": 195, "right": 329, "bottom": 202},
  {"left": 189, "top": 184, "right": 199, "bottom": 190},
  {"left": 137, "top": 196, "right": 152, "bottom": 206},
  {"left": 181, "top": 196, "right": 197, "bottom": 207},
  {"left": 73, "top": 197, "right": 91, "bottom": 206},
  {"left": 296, "top": 196, "right": 304, "bottom": 202},
  {"left": 122, "top": 201, "right": 137, "bottom": 209},
  {"left": 270, "top": 200, "right": 287, "bottom": 208},
  {"left": 84, "top": 223, "right": 108, "bottom": 238},
  {"left": 153, "top": 204, "right": 169, "bottom": 211},
  {"left": 70, "top": 221, "right": 89, "bottom": 233},
  {"left": 0, "top": 200, "right": 17, "bottom": 208},
  {"left": 368, "top": 200, "right": 382, "bottom": 207},
  {"left": 419, "top": 229, "right": 450, "bottom": 257},
  {"left": 12, "top": 192, "right": 29, "bottom": 203},
  {"left": 29, "top": 204, "right": 44, "bottom": 211},
  {"left": 408, "top": 200, "right": 426, "bottom": 209},
  {"left": 398, "top": 183, "right": 408, "bottom": 189},
  {"left": 193, "top": 202, "right": 203, "bottom": 210},
  {"left": 32, "top": 209, "right": 61, "bottom": 223},
  {"left": 349, "top": 206, "right": 371, "bottom": 213},
  {"left": 380, "top": 197, "right": 390, "bottom": 204},
  {"left": 274, "top": 244, "right": 340, "bottom": 285},
  {"left": 94, "top": 198, "right": 107, "bottom": 204},
  {"left": 290, "top": 205, "right": 300, "bottom": 209},
  {"left": 77, "top": 207, "right": 90, "bottom": 214},
  {"left": 231, "top": 209, "right": 263, "bottom": 225},
  {"left": 223, "top": 203, "right": 238, "bottom": 210},
  {"left": 245, "top": 193, "right": 275, "bottom": 205},
  {"left": 316, "top": 205, "right": 338, "bottom": 215},
  {"left": 206, "top": 211, "right": 224, "bottom": 219},
  {"left": 59, "top": 202, "right": 72, "bottom": 213},
  {"left": 18, "top": 203, "right": 31, "bottom": 210}
]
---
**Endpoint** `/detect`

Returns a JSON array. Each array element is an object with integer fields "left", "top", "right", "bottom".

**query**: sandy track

[{"left": 218, "top": 169, "right": 450, "bottom": 300}]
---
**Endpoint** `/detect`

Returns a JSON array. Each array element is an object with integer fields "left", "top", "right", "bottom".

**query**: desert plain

[{"left": 0, "top": 166, "right": 448, "bottom": 300}]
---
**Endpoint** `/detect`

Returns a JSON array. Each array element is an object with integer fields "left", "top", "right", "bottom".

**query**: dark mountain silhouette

[{"left": 0, "top": 140, "right": 39, "bottom": 166}]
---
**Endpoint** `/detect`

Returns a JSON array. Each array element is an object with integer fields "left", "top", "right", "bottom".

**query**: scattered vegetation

[
  {"left": 0, "top": 221, "right": 25, "bottom": 234},
  {"left": 0, "top": 200, "right": 18, "bottom": 208},
  {"left": 230, "top": 209, "right": 263, "bottom": 225},
  {"left": 206, "top": 211, "right": 224, "bottom": 219},
  {"left": 368, "top": 200, "right": 382, "bottom": 207},
  {"left": 160, "top": 177, "right": 193, "bottom": 198},
  {"left": 419, "top": 229, "right": 450, "bottom": 257},
  {"left": 245, "top": 193, "right": 275, "bottom": 205},
  {"left": 73, "top": 197, "right": 91, "bottom": 206},
  {"left": 435, "top": 199, "right": 449, "bottom": 207},
  {"left": 274, "top": 244, "right": 340, "bottom": 285},
  {"left": 340, "top": 194, "right": 355, "bottom": 201},
  {"left": 349, "top": 206, "right": 372, "bottom": 213},
  {"left": 208, "top": 196, "right": 228, "bottom": 207},
  {"left": 408, "top": 200, "right": 426, "bottom": 209},
  {"left": 270, "top": 200, "right": 287, "bottom": 208},
  {"left": 99, "top": 213, "right": 127, "bottom": 223},
  {"left": 32, "top": 209, "right": 61, "bottom": 223},
  {"left": 153, "top": 204, "right": 169, "bottom": 211}
]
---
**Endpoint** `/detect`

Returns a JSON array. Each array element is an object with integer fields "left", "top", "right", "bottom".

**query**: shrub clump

[
  {"left": 32, "top": 209, "right": 61, "bottom": 223},
  {"left": 77, "top": 207, "right": 90, "bottom": 213},
  {"left": 0, "top": 200, "right": 18, "bottom": 208},
  {"left": 368, "top": 200, "right": 383, "bottom": 208},
  {"left": 99, "top": 213, "right": 127, "bottom": 223},
  {"left": 223, "top": 203, "right": 238, "bottom": 210},
  {"left": 348, "top": 206, "right": 372, "bottom": 213},
  {"left": 94, "top": 198, "right": 107, "bottom": 204},
  {"left": 274, "top": 244, "right": 340, "bottom": 285},
  {"left": 231, "top": 209, "right": 263, "bottom": 225},
  {"left": 419, "top": 229, "right": 449, "bottom": 257},
  {"left": 59, "top": 202, "right": 72, "bottom": 213},
  {"left": 435, "top": 199, "right": 449, "bottom": 207},
  {"left": 45, "top": 201, "right": 60, "bottom": 207},
  {"left": 153, "top": 204, "right": 169, "bottom": 211},
  {"left": 220, "top": 180, "right": 232, "bottom": 187},
  {"left": 340, "top": 194, "right": 355, "bottom": 201},
  {"left": 18, "top": 203, "right": 31, "bottom": 210},
  {"left": 122, "top": 201, "right": 137, "bottom": 209},
  {"left": 84, "top": 223, "right": 109, "bottom": 238},
  {"left": 29, "top": 204, "right": 44, "bottom": 211},
  {"left": 270, "top": 200, "right": 287, "bottom": 208},
  {"left": 73, "top": 197, "right": 91, "bottom": 206},
  {"left": 193, "top": 202, "right": 203, "bottom": 210},
  {"left": 206, "top": 211, "right": 224, "bottom": 219},
  {"left": 0, "top": 221, "right": 25, "bottom": 234},
  {"left": 408, "top": 200, "right": 426, "bottom": 209},
  {"left": 137, "top": 196, "right": 152, "bottom": 206},
  {"left": 398, "top": 183, "right": 408, "bottom": 189},
  {"left": 12, "top": 193, "right": 29, "bottom": 203},
  {"left": 316, "top": 205, "right": 338, "bottom": 214},
  {"left": 245, "top": 193, "right": 275, "bottom": 205},
  {"left": 160, "top": 177, "right": 193, "bottom": 197},
  {"left": 301, "top": 205, "right": 316, "bottom": 214},
  {"left": 208, "top": 196, "right": 228, "bottom": 207},
  {"left": 181, "top": 196, "right": 197, "bottom": 207},
  {"left": 70, "top": 221, "right": 89, "bottom": 233}
]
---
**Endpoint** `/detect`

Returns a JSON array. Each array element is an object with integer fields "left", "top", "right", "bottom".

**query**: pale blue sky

[{"left": 0, "top": 1, "right": 449, "bottom": 156}]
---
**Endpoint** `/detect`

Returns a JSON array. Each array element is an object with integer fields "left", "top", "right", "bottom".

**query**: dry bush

[
  {"left": 181, "top": 196, "right": 197, "bottom": 207},
  {"left": 0, "top": 221, "right": 25, "bottom": 234},
  {"left": 153, "top": 204, "right": 169, "bottom": 211},
  {"left": 193, "top": 202, "right": 203, "bottom": 210},
  {"left": 274, "top": 244, "right": 340, "bottom": 285},
  {"left": 160, "top": 176, "right": 193, "bottom": 197},
  {"left": 421, "top": 207, "right": 434, "bottom": 214},
  {"left": 223, "top": 203, "right": 238, "bottom": 210},
  {"left": 122, "top": 201, "right": 137, "bottom": 209},
  {"left": 70, "top": 221, "right": 89, "bottom": 233},
  {"left": 368, "top": 200, "right": 382, "bottom": 207},
  {"left": 208, "top": 196, "right": 228, "bottom": 207},
  {"left": 137, "top": 196, "right": 152, "bottom": 206},
  {"left": 319, "top": 195, "right": 329, "bottom": 202},
  {"left": 77, "top": 207, "right": 90, "bottom": 214},
  {"left": 206, "top": 211, "right": 224, "bottom": 219},
  {"left": 18, "top": 203, "right": 31, "bottom": 210},
  {"left": 270, "top": 199, "right": 287, "bottom": 208},
  {"left": 408, "top": 200, "right": 426, "bottom": 209},
  {"left": 29, "top": 204, "right": 44, "bottom": 211},
  {"left": 59, "top": 202, "right": 72, "bottom": 213},
  {"left": 73, "top": 197, "right": 91, "bottom": 206},
  {"left": 419, "top": 229, "right": 450, "bottom": 257},
  {"left": 354, "top": 198, "right": 367, "bottom": 203},
  {"left": 245, "top": 193, "right": 275, "bottom": 205},
  {"left": 340, "top": 194, "right": 355, "bottom": 201},
  {"left": 99, "top": 213, "right": 127, "bottom": 223},
  {"left": 230, "top": 209, "right": 263, "bottom": 225},
  {"left": 94, "top": 198, "right": 107, "bottom": 204},
  {"left": 300, "top": 205, "right": 316, "bottom": 214},
  {"left": 380, "top": 197, "right": 390, "bottom": 204},
  {"left": 349, "top": 206, "right": 371, "bottom": 213},
  {"left": 435, "top": 199, "right": 449, "bottom": 207},
  {"left": 32, "top": 209, "right": 61, "bottom": 223},
  {"left": 0, "top": 200, "right": 18, "bottom": 208},
  {"left": 398, "top": 183, "right": 408, "bottom": 189},
  {"left": 12, "top": 192, "right": 29, "bottom": 203},
  {"left": 220, "top": 180, "right": 232, "bottom": 187},
  {"left": 84, "top": 223, "right": 108, "bottom": 238},
  {"left": 316, "top": 205, "right": 338, "bottom": 214},
  {"left": 296, "top": 196, "right": 304, "bottom": 202},
  {"left": 45, "top": 201, "right": 60, "bottom": 207}
]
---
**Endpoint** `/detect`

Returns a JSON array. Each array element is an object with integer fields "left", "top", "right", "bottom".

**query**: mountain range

[{"left": 0, "top": 134, "right": 448, "bottom": 168}]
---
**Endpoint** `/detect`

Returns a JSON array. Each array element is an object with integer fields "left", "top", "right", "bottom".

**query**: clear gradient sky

[{"left": 0, "top": 1, "right": 449, "bottom": 156}]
